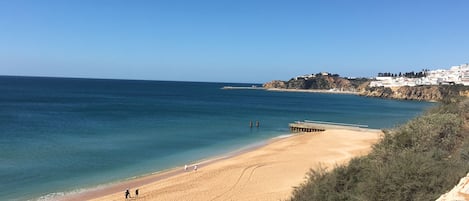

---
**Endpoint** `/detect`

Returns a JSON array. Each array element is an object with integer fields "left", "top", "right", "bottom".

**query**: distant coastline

[
  {"left": 265, "top": 88, "right": 360, "bottom": 95},
  {"left": 263, "top": 76, "right": 469, "bottom": 102},
  {"left": 222, "top": 86, "right": 360, "bottom": 95},
  {"left": 221, "top": 85, "right": 264, "bottom": 90}
]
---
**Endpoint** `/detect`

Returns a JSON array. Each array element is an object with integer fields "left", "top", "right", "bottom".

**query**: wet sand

[{"left": 60, "top": 128, "right": 382, "bottom": 201}]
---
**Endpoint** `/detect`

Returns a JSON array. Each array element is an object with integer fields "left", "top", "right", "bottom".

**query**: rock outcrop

[
  {"left": 436, "top": 172, "right": 469, "bottom": 201},
  {"left": 263, "top": 80, "right": 287, "bottom": 89},
  {"left": 263, "top": 75, "right": 370, "bottom": 92}
]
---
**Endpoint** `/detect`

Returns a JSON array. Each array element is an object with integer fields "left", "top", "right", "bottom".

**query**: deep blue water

[{"left": 0, "top": 76, "right": 434, "bottom": 200}]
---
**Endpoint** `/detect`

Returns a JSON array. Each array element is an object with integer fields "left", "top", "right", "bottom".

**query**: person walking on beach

[
  {"left": 135, "top": 188, "right": 139, "bottom": 198},
  {"left": 184, "top": 164, "right": 188, "bottom": 171},
  {"left": 125, "top": 189, "right": 131, "bottom": 199},
  {"left": 194, "top": 164, "right": 198, "bottom": 171}
]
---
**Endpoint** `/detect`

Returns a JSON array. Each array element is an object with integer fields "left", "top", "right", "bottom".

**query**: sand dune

[{"left": 62, "top": 128, "right": 381, "bottom": 201}]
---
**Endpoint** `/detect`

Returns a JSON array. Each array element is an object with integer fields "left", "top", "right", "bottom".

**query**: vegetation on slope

[{"left": 289, "top": 97, "right": 469, "bottom": 201}]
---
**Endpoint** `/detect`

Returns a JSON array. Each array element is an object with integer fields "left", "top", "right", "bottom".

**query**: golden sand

[{"left": 61, "top": 128, "right": 381, "bottom": 201}]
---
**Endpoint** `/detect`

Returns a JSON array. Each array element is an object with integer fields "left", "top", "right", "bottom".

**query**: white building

[
  {"left": 370, "top": 63, "right": 469, "bottom": 87},
  {"left": 293, "top": 74, "right": 316, "bottom": 80}
]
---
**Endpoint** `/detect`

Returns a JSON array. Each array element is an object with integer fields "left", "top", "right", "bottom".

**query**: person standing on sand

[
  {"left": 194, "top": 164, "right": 198, "bottom": 171},
  {"left": 135, "top": 188, "right": 139, "bottom": 198},
  {"left": 184, "top": 164, "right": 188, "bottom": 171},
  {"left": 125, "top": 189, "right": 130, "bottom": 199}
]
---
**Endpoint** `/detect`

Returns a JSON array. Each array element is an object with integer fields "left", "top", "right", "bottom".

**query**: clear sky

[{"left": 0, "top": 0, "right": 468, "bottom": 83}]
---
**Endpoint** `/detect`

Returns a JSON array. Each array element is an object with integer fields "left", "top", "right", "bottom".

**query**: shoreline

[
  {"left": 224, "top": 86, "right": 440, "bottom": 103},
  {"left": 57, "top": 128, "right": 381, "bottom": 201},
  {"left": 265, "top": 88, "right": 360, "bottom": 95},
  {"left": 55, "top": 135, "right": 289, "bottom": 201},
  {"left": 221, "top": 86, "right": 360, "bottom": 95}
]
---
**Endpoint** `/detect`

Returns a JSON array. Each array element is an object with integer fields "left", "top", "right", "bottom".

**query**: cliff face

[
  {"left": 360, "top": 86, "right": 442, "bottom": 101},
  {"left": 436, "top": 172, "right": 469, "bottom": 201},
  {"left": 360, "top": 85, "right": 469, "bottom": 101},
  {"left": 263, "top": 80, "right": 287, "bottom": 88}
]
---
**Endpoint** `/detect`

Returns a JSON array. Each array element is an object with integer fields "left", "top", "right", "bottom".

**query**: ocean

[{"left": 0, "top": 76, "right": 434, "bottom": 201}]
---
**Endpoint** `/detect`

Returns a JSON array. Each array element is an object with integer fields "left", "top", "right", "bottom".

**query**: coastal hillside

[
  {"left": 263, "top": 74, "right": 469, "bottom": 101},
  {"left": 437, "top": 172, "right": 469, "bottom": 200},
  {"left": 288, "top": 98, "right": 469, "bottom": 201},
  {"left": 263, "top": 74, "right": 370, "bottom": 92},
  {"left": 361, "top": 85, "right": 469, "bottom": 102}
]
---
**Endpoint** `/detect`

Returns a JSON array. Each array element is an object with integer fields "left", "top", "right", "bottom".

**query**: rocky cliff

[
  {"left": 436, "top": 172, "right": 469, "bottom": 201},
  {"left": 360, "top": 85, "right": 469, "bottom": 101},
  {"left": 360, "top": 86, "right": 442, "bottom": 101},
  {"left": 263, "top": 80, "right": 287, "bottom": 89}
]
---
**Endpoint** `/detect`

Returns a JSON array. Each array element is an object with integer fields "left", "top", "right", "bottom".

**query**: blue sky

[{"left": 0, "top": 0, "right": 468, "bottom": 83}]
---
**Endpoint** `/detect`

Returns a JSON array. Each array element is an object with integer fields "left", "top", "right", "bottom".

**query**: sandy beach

[
  {"left": 265, "top": 88, "right": 360, "bottom": 95},
  {"left": 60, "top": 128, "right": 382, "bottom": 201},
  {"left": 221, "top": 86, "right": 360, "bottom": 95}
]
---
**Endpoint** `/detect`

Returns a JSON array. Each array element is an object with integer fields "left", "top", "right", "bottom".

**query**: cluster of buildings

[
  {"left": 370, "top": 64, "right": 469, "bottom": 87},
  {"left": 292, "top": 72, "right": 336, "bottom": 80}
]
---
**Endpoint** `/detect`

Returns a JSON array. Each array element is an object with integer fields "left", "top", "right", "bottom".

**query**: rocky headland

[{"left": 263, "top": 75, "right": 370, "bottom": 92}]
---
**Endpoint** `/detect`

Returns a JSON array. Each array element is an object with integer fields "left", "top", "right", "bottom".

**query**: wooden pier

[
  {"left": 289, "top": 120, "right": 369, "bottom": 133},
  {"left": 289, "top": 122, "right": 325, "bottom": 133}
]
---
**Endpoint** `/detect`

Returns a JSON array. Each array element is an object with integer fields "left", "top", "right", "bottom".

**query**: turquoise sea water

[{"left": 0, "top": 76, "right": 434, "bottom": 201}]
